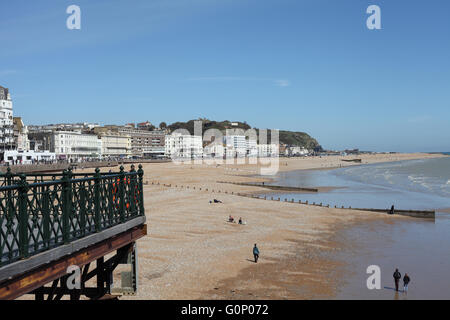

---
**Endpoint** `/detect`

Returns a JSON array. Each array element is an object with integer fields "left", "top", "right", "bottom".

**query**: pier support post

[{"left": 18, "top": 174, "right": 29, "bottom": 259}]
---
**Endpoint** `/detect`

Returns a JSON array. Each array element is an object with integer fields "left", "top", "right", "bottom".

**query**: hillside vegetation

[{"left": 167, "top": 119, "right": 321, "bottom": 149}]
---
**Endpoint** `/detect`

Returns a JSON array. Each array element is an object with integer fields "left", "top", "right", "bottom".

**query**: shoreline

[
  {"left": 114, "top": 153, "right": 443, "bottom": 299},
  {"left": 242, "top": 153, "right": 448, "bottom": 201},
  {"left": 229, "top": 152, "right": 448, "bottom": 185},
  {"left": 134, "top": 184, "right": 404, "bottom": 299},
  {"left": 24, "top": 153, "right": 437, "bottom": 300}
]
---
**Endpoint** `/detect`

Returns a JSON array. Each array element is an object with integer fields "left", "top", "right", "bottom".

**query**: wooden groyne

[
  {"left": 341, "top": 159, "right": 362, "bottom": 163},
  {"left": 217, "top": 181, "right": 318, "bottom": 192},
  {"left": 149, "top": 180, "right": 435, "bottom": 220},
  {"left": 347, "top": 207, "right": 435, "bottom": 219},
  {"left": 121, "top": 159, "right": 170, "bottom": 164}
]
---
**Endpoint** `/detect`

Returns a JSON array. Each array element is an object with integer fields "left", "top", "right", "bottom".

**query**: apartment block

[
  {"left": 165, "top": 133, "right": 203, "bottom": 159},
  {"left": 0, "top": 86, "right": 15, "bottom": 152}
]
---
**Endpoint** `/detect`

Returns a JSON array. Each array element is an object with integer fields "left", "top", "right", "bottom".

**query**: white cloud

[{"left": 274, "top": 79, "right": 290, "bottom": 87}]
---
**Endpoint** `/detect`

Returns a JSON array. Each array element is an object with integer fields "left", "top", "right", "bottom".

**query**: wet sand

[
  {"left": 113, "top": 153, "right": 445, "bottom": 299},
  {"left": 334, "top": 213, "right": 450, "bottom": 300}
]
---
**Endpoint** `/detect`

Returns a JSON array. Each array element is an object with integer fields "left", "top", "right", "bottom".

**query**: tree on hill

[{"left": 159, "top": 122, "right": 167, "bottom": 129}]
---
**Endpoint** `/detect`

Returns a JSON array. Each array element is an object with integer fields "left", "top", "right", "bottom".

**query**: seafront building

[
  {"left": 175, "top": 133, "right": 277, "bottom": 159},
  {"left": 102, "top": 125, "right": 166, "bottom": 158},
  {"left": 257, "top": 143, "right": 279, "bottom": 157},
  {"left": 28, "top": 130, "right": 102, "bottom": 160},
  {"left": 3, "top": 150, "right": 56, "bottom": 165},
  {"left": 286, "top": 146, "right": 309, "bottom": 156},
  {"left": 0, "top": 86, "right": 58, "bottom": 164},
  {"left": 13, "top": 117, "right": 30, "bottom": 152},
  {"left": 246, "top": 138, "right": 258, "bottom": 157},
  {"left": 0, "top": 86, "right": 15, "bottom": 153},
  {"left": 97, "top": 131, "right": 132, "bottom": 158},
  {"left": 1, "top": 84, "right": 287, "bottom": 163},
  {"left": 203, "top": 135, "right": 258, "bottom": 158},
  {"left": 223, "top": 135, "right": 247, "bottom": 157},
  {"left": 165, "top": 133, "right": 203, "bottom": 159},
  {"left": 203, "top": 142, "right": 225, "bottom": 158},
  {"left": 27, "top": 123, "right": 166, "bottom": 161}
]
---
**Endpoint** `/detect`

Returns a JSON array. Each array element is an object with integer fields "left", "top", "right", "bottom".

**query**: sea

[
  {"left": 259, "top": 155, "right": 450, "bottom": 299},
  {"left": 262, "top": 156, "right": 450, "bottom": 212}
]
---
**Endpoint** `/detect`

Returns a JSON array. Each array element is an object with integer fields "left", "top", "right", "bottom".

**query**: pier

[
  {"left": 0, "top": 159, "right": 170, "bottom": 175},
  {"left": 0, "top": 165, "right": 147, "bottom": 300}
]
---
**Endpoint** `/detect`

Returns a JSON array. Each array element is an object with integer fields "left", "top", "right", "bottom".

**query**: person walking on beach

[
  {"left": 403, "top": 273, "right": 410, "bottom": 293},
  {"left": 393, "top": 269, "right": 401, "bottom": 291},
  {"left": 389, "top": 205, "right": 395, "bottom": 215},
  {"left": 253, "top": 244, "right": 260, "bottom": 263}
]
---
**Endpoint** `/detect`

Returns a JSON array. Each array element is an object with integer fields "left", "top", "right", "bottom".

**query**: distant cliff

[{"left": 167, "top": 119, "right": 321, "bottom": 150}]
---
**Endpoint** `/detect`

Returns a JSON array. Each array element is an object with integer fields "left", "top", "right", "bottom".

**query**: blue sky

[{"left": 1, "top": 0, "right": 449, "bottom": 152}]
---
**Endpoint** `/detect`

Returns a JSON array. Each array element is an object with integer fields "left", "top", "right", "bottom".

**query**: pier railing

[{"left": 0, "top": 165, "right": 145, "bottom": 267}]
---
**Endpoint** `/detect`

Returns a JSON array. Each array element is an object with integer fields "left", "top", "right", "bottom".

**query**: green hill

[
  {"left": 167, "top": 119, "right": 321, "bottom": 150},
  {"left": 278, "top": 130, "right": 320, "bottom": 150},
  {"left": 168, "top": 119, "right": 251, "bottom": 134}
]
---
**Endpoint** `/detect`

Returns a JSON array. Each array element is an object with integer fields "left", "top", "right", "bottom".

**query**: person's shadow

[{"left": 246, "top": 259, "right": 256, "bottom": 263}]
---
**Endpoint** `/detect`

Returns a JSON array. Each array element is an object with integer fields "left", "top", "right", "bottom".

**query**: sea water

[
  {"left": 259, "top": 156, "right": 450, "bottom": 299},
  {"left": 261, "top": 157, "right": 450, "bottom": 212}
]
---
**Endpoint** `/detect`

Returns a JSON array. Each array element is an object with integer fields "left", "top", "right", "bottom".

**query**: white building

[
  {"left": 246, "top": 139, "right": 258, "bottom": 157},
  {"left": 29, "top": 130, "right": 102, "bottom": 160},
  {"left": 98, "top": 132, "right": 131, "bottom": 158},
  {"left": 203, "top": 143, "right": 225, "bottom": 158},
  {"left": 288, "top": 146, "right": 309, "bottom": 156},
  {"left": 257, "top": 144, "right": 279, "bottom": 157},
  {"left": 223, "top": 135, "right": 247, "bottom": 157},
  {"left": 3, "top": 150, "right": 56, "bottom": 165},
  {"left": 53, "top": 131, "right": 102, "bottom": 159},
  {"left": 13, "top": 117, "right": 30, "bottom": 152},
  {"left": 0, "top": 86, "right": 14, "bottom": 152},
  {"left": 100, "top": 126, "right": 167, "bottom": 157},
  {"left": 165, "top": 133, "right": 203, "bottom": 159}
]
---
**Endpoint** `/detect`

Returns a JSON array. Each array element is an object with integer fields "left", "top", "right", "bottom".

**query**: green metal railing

[{"left": 0, "top": 165, "right": 145, "bottom": 267}]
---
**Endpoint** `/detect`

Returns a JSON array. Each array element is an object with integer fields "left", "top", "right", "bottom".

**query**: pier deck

[{"left": 0, "top": 165, "right": 147, "bottom": 300}]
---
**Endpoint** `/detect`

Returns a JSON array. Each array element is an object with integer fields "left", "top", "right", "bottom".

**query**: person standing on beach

[
  {"left": 253, "top": 244, "right": 260, "bottom": 263},
  {"left": 389, "top": 205, "right": 395, "bottom": 215},
  {"left": 403, "top": 273, "right": 410, "bottom": 293},
  {"left": 393, "top": 269, "right": 401, "bottom": 291}
]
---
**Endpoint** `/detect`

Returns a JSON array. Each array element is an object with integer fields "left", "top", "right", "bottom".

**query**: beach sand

[{"left": 113, "top": 153, "right": 445, "bottom": 299}]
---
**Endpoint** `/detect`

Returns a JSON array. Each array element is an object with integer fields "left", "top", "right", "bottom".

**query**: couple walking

[{"left": 393, "top": 269, "right": 410, "bottom": 293}]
